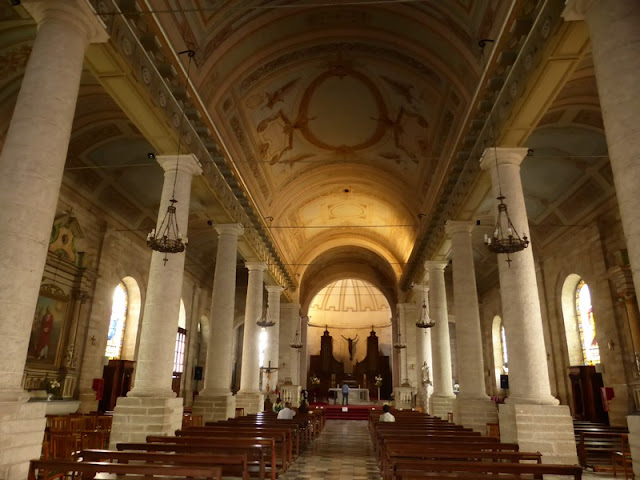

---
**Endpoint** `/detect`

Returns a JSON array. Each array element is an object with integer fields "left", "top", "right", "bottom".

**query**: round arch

[{"left": 120, "top": 276, "right": 142, "bottom": 360}]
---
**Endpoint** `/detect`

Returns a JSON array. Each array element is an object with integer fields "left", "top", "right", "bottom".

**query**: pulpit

[{"left": 99, "top": 359, "right": 135, "bottom": 412}]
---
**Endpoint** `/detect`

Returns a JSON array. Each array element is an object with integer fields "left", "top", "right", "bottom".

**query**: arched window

[
  {"left": 500, "top": 323, "right": 509, "bottom": 373},
  {"left": 173, "top": 300, "right": 187, "bottom": 374},
  {"left": 576, "top": 280, "right": 600, "bottom": 365},
  {"left": 105, "top": 283, "right": 127, "bottom": 359}
]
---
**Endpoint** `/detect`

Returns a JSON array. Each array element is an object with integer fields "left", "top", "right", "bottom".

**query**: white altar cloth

[{"left": 328, "top": 387, "right": 370, "bottom": 405}]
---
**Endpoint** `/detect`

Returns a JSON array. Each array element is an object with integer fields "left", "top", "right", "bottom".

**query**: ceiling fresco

[{"left": 0, "top": 0, "right": 612, "bottom": 304}]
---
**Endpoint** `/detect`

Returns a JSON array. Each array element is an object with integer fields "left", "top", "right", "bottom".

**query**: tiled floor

[
  {"left": 277, "top": 420, "right": 622, "bottom": 480},
  {"left": 278, "top": 420, "right": 381, "bottom": 480}
]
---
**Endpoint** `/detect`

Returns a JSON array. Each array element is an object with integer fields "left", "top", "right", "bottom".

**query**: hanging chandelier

[
  {"left": 146, "top": 49, "right": 196, "bottom": 265},
  {"left": 290, "top": 315, "right": 303, "bottom": 348},
  {"left": 416, "top": 299, "right": 435, "bottom": 329},
  {"left": 257, "top": 306, "right": 276, "bottom": 328},
  {"left": 393, "top": 329, "right": 406, "bottom": 350},
  {"left": 483, "top": 147, "right": 529, "bottom": 266}
]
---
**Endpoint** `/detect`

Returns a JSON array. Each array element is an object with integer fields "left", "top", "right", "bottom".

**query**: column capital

[
  {"left": 445, "top": 220, "right": 475, "bottom": 236},
  {"left": 214, "top": 223, "right": 244, "bottom": 237},
  {"left": 24, "top": 0, "right": 109, "bottom": 44},
  {"left": 157, "top": 153, "right": 203, "bottom": 177},
  {"left": 561, "top": 0, "right": 595, "bottom": 21},
  {"left": 425, "top": 260, "right": 449, "bottom": 272},
  {"left": 479, "top": 147, "right": 529, "bottom": 172},
  {"left": 266, "top": 285, "right": 284, "bottom": 295},
  {"left": 245, "top": 261, "right": 267, "bottom": 272}
]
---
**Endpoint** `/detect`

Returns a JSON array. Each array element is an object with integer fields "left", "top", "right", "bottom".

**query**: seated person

[
  {"left": 379, "top": 404, "right": 395, "bottom": 422},
  {"left": 273, "top": 397, "right": 284, "bottom": 414},
  {"left": 277, "top": 401, "right": 296, "bottom": 420}
]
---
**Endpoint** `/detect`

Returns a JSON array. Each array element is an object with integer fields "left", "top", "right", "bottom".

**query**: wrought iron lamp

[
  {"left": 257, "top": 306, "right": 276, "bottom": 328},
  {"left": 416, "top": 298, "right": 435, "bottom": 328},
  {"left": 393, "top": 328, "right": 406, "bottom": 350},
  {"left": 483, "top": 147, "right": 529, "bottom": 266},
  {"left": 146, "top": 49, "right": 196, "bottom": 265},
  {"left": 290, "top": 316, "right": 303, "bottom": 349}
]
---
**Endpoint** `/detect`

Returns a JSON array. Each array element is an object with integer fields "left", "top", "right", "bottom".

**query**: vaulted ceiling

[{"left": 0, "top": 0, "right": 612, "bottom": 307}]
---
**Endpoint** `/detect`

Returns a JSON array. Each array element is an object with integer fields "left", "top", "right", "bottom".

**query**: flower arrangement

[
  {"left": 47, "top": 379, "right": 61, "bottom": 395},
  {"left": 310, "top": 374, "right": 320, "bottom": 385},
  {"left": 374, "top": 375, "right": 383, "bottom": 387}
]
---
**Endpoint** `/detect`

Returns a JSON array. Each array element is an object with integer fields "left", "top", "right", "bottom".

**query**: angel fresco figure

[{"left": 341, "top": 334, "right": 359, "bottom": 361}]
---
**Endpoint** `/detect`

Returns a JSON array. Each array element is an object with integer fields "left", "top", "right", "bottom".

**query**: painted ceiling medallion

[
  {"left": 392, "top": 107, "right": 429, "bottom": 163},
  {"left": 257, "top": 110, "right": 294, "bottom": 165},
  {"left": 297, "top": 66, "right": 388, "bottom": 152},
  {"left": 329, "top": 203, "right": 366, "bottom": 219}
]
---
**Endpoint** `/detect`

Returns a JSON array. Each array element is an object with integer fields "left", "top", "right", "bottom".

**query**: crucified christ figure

[{"left": 341, "top": 334, "right": 359, "bottom": 361}]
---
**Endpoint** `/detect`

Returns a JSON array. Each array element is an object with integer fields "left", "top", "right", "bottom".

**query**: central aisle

[{"left": 279, "top": 420, "right": 381, "bottom": 480}]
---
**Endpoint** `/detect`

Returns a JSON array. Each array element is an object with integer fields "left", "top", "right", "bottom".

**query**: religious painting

[{"left": 27, "top": 284, "right": 69, "bottom": 367}]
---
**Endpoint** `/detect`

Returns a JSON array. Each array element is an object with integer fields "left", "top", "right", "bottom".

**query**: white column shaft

[
  {"left": 279, "top": 303, "right": 300, "bottom": 386},
  {"left": 239, "top": 263, "right": 266, "bottom": 393},
  {"left": 480, "top": 148, "right": 557, "bottom": 405},
  {"left": 426, "top": 261, "right": 455, "bottom": 397},
  {"left": 300, "top": 319, "right": 309, "bottom": 388},
  {"left": 0, "top": 2, "right": 107, "bottom": 395},
  {"left": 183, "top": 286, "right": 202, "bottom": 406},
  {"left": 447, "top": 221, "right": 488, "bottom": 399},
  {"left": 264, "top": 286, "right": 283, "bottom": 390},
  {"left": 568, "top": 1, "right": 640, "bottom": 307},
  {"left": 201, "top": 224, "right": 243, "bottom": 395},
  {"left": 129, "top": 155, "right": 201, "bottom": 397}
]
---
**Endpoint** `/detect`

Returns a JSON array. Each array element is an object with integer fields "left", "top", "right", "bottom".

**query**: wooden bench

[
  {"left": 28, "top": 459, "right": 222, "bottom": 480},
  {"left": 80, "top": 448, "right": 249, "bottom": 480},
  {"left": 578, "top": 431, "right": 629, "bottom": 470},
  {"left": 117, "top": 442, "right": 267, "bottom": 480},
  {"left": 392, "top": 459, "right": 582, "bottom": 479},
  {"left": 146, "top": 435, "right": 277, "bottom": 480}
]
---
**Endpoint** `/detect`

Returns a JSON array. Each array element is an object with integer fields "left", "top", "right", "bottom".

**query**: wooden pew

[
  {"left": 177, "top": 426, "right": 291, "bottom": 469},
  {"left": 393, "top": 459, "right": 582, "bottom": 479},
  {"left": 28, "top": 459, "right": 222, "bottom": 480},
  {"left": 146, "top": 435, "right": 277, "bottom": 480},
  {"left": 80, "top": 448, "right": 249, "bottom": 480},
  {"left": 117, "top": 442, "right": 266, "bottom": 480},
  {"left": 578, "top": 431, "right": 629, "bottom": 471}
]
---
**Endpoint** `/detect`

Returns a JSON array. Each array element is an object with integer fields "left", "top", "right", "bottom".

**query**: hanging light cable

[{"left": 146, "top": 49, "right": 196, "bottom": 265}]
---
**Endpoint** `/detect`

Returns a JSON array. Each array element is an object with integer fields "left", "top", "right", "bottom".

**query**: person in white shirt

[
  {"left": 379, "top": 404, "right": 395, "bottom": 422},
  {"left": 277, "top": 402, "right": 296, "bottom": 420}
]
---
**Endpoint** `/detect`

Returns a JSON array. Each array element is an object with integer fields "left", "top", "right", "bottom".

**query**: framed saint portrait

[{"left": 27, "top": 284, "right": 69, "bottom": 367}]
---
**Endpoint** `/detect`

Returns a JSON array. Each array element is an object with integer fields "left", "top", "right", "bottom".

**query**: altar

[{"left": 329, "top": 388, "right": 371, "bottom": 405}]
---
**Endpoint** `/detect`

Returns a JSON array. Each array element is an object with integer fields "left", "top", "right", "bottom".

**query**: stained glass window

[
  {"left": 500, "top": 324, "right": 509, "bottom": 374},
  {"left": 173, "top": 327, "right": 186, "bottom": 373},
  {"left": 576, "top": 280, "right": 600, "bottom": 365},
  {"left": 105, "top": 283, "right": 127, "bottom": 359}
]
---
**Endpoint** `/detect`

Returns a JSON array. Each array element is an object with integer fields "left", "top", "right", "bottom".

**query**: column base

[
  {"left": 627, "top": 414, "right": 640, "bottom": 478},
  {"left": 453, "top": 396, "right": 498, "bottom": 433},
  {"left": 0, "top": 399, "right": 46, "bottom": 480},
  {"left": 499, "top": 403, "right": 577, "bottom": 464},
  {"left": 430, "top": 394, "right": 455, "bottom": 420},
  {"left": 77, "top": 390, "right": 98, "bottom": 414},
  {"left": 235, "top": 392, "right": 264, "bottom": 415},
  {"left": 192, "top": 394, "right": 236, "bottom": 423},
  {"left": 109, "top": 396, "right": 183, "bottom": 449}
]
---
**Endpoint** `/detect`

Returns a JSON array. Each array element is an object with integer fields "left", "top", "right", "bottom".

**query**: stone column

[
  {"left": 0, "top": 1, "right": 107, "bottom": 477},
  {"left": 183, "top": 286, "right": 202, "bottom": 407},
  {"left": 426, "top": 261, "right": 456, "bottom": 419},
  {"left": 109, "top": 154, "right": 202, "bottom": 448},
  {"left": 446, "top": 220, "right": 498, "bottom": 432},
  {"left": 396, "top": 304, "right": 409, "bottom": 384},
  {"left": 192, "top": 224, "right": 243, "bottom": 421},
  {"left": 236, "top": 262, "right": 266, "bottom": 414},
  {"left": 279, "top": 303, "right": 300, "bottom": 387},
  {"left": 562, "top": 1, "right": 640, "bottom": 470},
  {"left": 481, "top": 147, "right": 576, "bottom": 463},
  {"left": 264, "top": 286, "right": 284, "bottom": 394},
  {"left": 300, "top": 318, "right": 309, "bottom": 389},
  {"left": 415, "top": 285, "right": 432, "bottom": 412}
]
